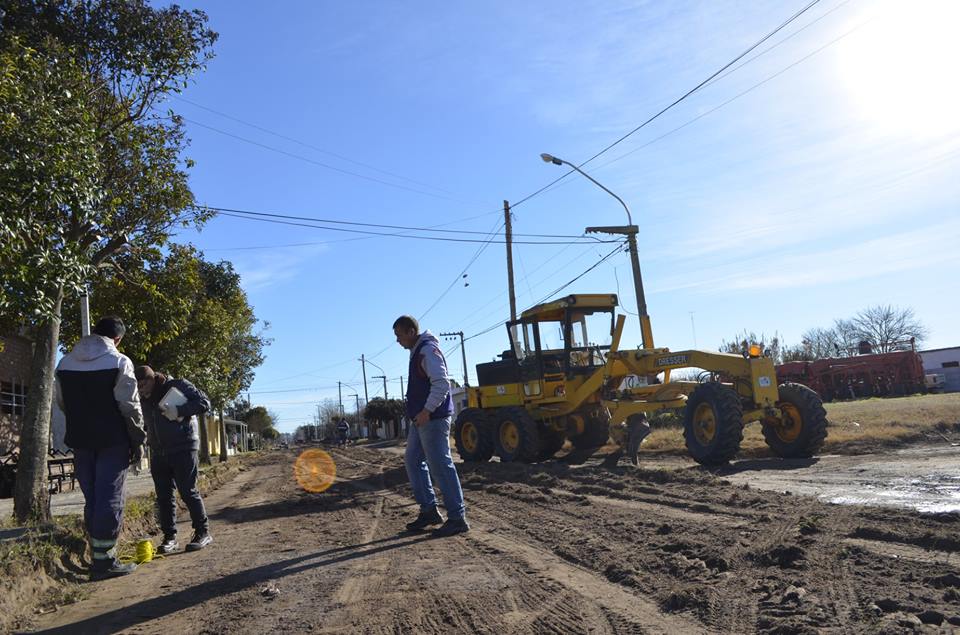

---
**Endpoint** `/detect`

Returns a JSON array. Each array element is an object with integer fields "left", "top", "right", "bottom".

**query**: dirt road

[{"left": 29, "top": 447, "right": 960, "bottom": 633}]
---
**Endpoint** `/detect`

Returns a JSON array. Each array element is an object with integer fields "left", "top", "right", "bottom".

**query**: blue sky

[{"left": 165, "top": 0, "right": 960, "bottom": 432}]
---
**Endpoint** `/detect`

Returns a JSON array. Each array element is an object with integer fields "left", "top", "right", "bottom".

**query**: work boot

[
  {"left": 157, "top": 535, "right": 179, "bottom": 554},
  {"left": 186, "top": 530, "right": 213, "bottom": 552},
  {"left": 405, "top": 506, "right": 444, "bottom": 531},
  {"left": 431, "top": 516, "right": 470, "bottom": 538},
  {"left": 91, "top": 559, "right": 137, "bottom": 579}
]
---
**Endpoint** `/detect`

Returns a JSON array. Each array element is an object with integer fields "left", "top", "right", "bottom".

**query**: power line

[
  {"left": 174, "top": 96, "right": 469, "bottom": 199},
  {"left": 213, "top": 210, "right": 617, "bottom": 245},
  {"left": 508, "top": 0, "right": 826, "bottom": 211},
  {"left": 182, "top": 116, "right": 478, "bottom": 205},
  {"left": 204, "top": 205, "right": 607, "bottom": 240}
]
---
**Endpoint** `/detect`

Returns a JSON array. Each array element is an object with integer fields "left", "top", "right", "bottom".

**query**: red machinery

[{"left": 776, "top": 349, "right": 925, "bottom": 402}]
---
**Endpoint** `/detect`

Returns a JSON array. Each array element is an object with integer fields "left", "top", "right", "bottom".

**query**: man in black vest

[
  {"left": 135, "top": 365, "right": 212, "bottom": 554},
  {"left": 55, "top": 316, "right": 146, "bottom": 579},
  {"left": 393, "top": 315, "right": 469, "bottom": 537}
]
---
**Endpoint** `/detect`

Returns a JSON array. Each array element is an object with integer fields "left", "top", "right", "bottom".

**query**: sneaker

[
  {"left": 405, "top": 506, "right": 444, "bottom": 531},
  {"left": 431, "top": 517, "right": 469, "bottom": 538},
  {"left": 91, "top": 559, "right": 137, "bottom": 579},
  {"left": 186, "top": 531, "right": 213, "bottom": 552},
  {"left": 157, "top": 536, "right": 179, "bottom": 554}
]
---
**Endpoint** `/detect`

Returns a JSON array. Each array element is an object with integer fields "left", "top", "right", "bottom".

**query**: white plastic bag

[{"left": 158, "top": 386, "right": 187, "bottom": 421}]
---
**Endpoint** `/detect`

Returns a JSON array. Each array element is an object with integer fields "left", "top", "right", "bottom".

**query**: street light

[
  {"left": 540, "top": 154, "right": 633, "bottom": 225},
  {"left": 540, "top": 152, "right": 653, "bottom": 349}
]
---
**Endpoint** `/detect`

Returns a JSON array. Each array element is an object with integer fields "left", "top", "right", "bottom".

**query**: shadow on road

[
  {"left": 710, "top": 457, "right": 820, "bottom": 476},
  {"left": 34, "top": 533, "right": 432, "bottom": 634}
]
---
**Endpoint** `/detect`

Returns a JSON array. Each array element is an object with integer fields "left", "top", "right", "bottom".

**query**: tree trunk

[
  {"left": 218, "top": 409, "right": 228, "bottom": 462},
  {"left": 14, "top": 286, "right": 64, "bottom": 524},
  {"left": 198, "top": 411, "right": 210, "bottom": 465}
]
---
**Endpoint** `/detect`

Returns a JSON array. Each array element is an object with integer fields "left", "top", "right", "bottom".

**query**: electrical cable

[
  {"left": 508, "top": 0, "right": 825, "bottom": 211},
  {"left": 183, "top": 117, "right": 477, "bottom": 204},
  {"left": 203, "top": 205, "right": 605, "bottom": 240},
  {"left": 214, "top": 211, "right": 616, "bottom": 245},
  {"left": 174, "top": 96, "right": 469, "bottom": 199}
]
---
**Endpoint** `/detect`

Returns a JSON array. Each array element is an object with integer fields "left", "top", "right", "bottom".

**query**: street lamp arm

[{"left": 540, "top": 153, "right": 632, "bottom": 225}]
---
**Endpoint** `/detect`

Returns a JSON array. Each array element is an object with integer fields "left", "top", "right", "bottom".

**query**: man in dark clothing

[
  {"left": 55, "top": 316, "right": 146, "bottom": 579},
  {"left": 393, "top": 315, "right": 469, "bottom": 538},
  {"left": 336, "top": 418, "right": 349, "bottom": 447},
  {"left": 135, "top": 365, "right": 212, "bottom": 554}
]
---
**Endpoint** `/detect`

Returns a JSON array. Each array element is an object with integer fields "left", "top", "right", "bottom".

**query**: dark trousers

[
  {"left": 150, "top": 449, "right": 208, "bottom": 537},
  {"left": 73, "top": 445, "right": 129, "bottom": 541}
]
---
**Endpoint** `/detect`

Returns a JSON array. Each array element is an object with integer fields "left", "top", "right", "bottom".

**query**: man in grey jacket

[
  {"left": 56, "top": 316, "right": 146, "bottom": 579},
  {"left": 135, "top": 365, "right": 213, "bottom": 554},
  {"left": 394, "top": 315, "right": 468, "bottom": 537}
]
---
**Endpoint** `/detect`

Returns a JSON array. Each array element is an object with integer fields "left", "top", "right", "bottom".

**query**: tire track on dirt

[{"left": 329, "top": 449, "right": 709, "bottom": 633}]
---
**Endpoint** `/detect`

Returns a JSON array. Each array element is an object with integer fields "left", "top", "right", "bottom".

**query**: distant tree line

[{"left": 721, "top": 305, "right": 928, "bottom": 363}]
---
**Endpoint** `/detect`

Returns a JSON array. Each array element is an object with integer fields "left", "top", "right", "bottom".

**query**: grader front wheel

[
  {"left": 683, "top": 382, "right": 744, "bottom": 465},
  {"left": 454, "top": 408, "right": 495, "bottom": 462},
  {"left": 762, "top": 382, "right": 828, "bottom": 458}
]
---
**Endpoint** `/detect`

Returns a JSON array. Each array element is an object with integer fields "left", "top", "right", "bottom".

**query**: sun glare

[{"left": 837, "top": 0, "right": 960, "bottom": 137}]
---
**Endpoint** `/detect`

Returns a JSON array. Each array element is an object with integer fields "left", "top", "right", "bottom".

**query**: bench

[{"left": 46, "top": 452, "right": 76, "bottom": 494}]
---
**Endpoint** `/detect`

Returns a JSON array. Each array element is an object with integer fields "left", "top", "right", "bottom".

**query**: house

[
  {"left": 920, "top": 346, "right": 960, "bottom": 393},
  {"left": 0, "top": 335, "right": 32, "bottom": 455}
]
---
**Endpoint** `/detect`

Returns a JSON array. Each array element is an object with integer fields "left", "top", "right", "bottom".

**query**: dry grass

[{"left": 641, "top": 392, "right": 960, "bottom": 456}]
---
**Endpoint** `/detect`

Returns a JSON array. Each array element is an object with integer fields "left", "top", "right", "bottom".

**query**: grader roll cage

[{"left": 453, "top": 292, "right": 828, "bottom": 466}]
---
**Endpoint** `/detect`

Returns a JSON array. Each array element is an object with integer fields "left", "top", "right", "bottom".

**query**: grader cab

[{"left": 453, "top": 293, "right": 827, "bottom": 466}]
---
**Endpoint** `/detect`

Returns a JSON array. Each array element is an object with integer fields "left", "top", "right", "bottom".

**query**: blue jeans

[
  {"left": 73, "top": 445, "right": 129, "bottom": 541},
  {"left": 404, "top": 416, "right": 465, "bottom": 520}
]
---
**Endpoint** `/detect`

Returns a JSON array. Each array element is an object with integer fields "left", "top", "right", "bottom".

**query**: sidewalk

[{"left": 0, "top": 470, "right": 155, "bottom": 520}]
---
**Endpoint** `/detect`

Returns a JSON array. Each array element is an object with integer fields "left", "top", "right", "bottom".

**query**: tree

[
  {"left": 719, "top": 330, "right": 785, "bottom": 364},
  {"left": 364, "top": 398, "right": 405, "bottom": 439},
  {"left": 849, "top": 305, "right": 928, "bottom": 353},
  {"left": 60, "top": 245, "right": 270, "bottom": 409},
  {"left": 242, "top": 406, "right": 276, "bottom": 435},
  {"left": 1, "top": 1, "right": 217, "bottom": 523},
  {"left": 260, "top": 427, "right": 279, "bottom": 441}
]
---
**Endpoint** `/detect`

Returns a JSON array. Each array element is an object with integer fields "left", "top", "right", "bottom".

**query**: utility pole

[
  {"left": 338, "top": 381, "right": 343, "bottom": 416},
  {"left": 440, "top": 331, "right": 469, "bottom": 387},
  {"left": 399, "top": 376, "right": 405, "bottom": 401},
  {"left": 504, "top": 200, "right": 517, "bottom": 322},
  {"left": 359, "top": 355, "right": 369, "bottom": 405},
  {"left": 373, "top": 375, "right": 387, "bottom": 399},
  {"left": 80, "top": 286, "right": 91, "bottom": 336}
]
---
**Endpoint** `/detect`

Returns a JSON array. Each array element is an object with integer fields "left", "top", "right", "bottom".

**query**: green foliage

[
  {"left": 364, "top": 397, "right": 405, "bottom": 422},
  {"left": 260, "top": 426, "right": 280, "bottom": 440},
  {"left": 243, "top": 406, "right": 276, "bottom": 434},
  {"left": 0, "top": 40, "right": 102, "bottom": 327},
  {"left": 61, "top": 244, "right": 270, "bottom": 408}
]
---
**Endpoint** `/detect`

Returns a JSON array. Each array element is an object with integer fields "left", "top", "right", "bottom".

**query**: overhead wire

[
  {"left": 507, "top": 0, "right": 825, "bottom": 211},
  {"left": 213, "top": 210, "right": 616, "bottom": 245},
  {"left": 174, "top": 96, "right": 467, "bottom": 199}
]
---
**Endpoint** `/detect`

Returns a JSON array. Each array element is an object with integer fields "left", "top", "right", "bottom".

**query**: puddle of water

[{"left": 828, "top": 473, "right": 960, "bottom": 513}]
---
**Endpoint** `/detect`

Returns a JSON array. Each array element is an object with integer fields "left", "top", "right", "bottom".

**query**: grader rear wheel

[
  {"left": 494, "top": 407, "right": 541, "bottom": 463},
  {"left": 762, "top": 382, "right": 828, "bottom": 458},
  {"left": 683, "top": 382, "right": 744, "bottom": 465},
  {"left": 454, "top": 408, "right": 495, "bottom": 462}
]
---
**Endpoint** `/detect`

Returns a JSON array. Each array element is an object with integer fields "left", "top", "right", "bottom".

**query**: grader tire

[
  {"left": 537, "top": 427, "right": 565, "bottom": 462},
  {"left": 763, "top": 382, "right": 828, "bottom": 458},
  {"left": 683, "top": 382, "right": 744, "bottom": 465},
  {"left": 454, "top": 408, "right": 495, "bottom": 462},
  {"left": 494, "top": 407, "right": 541, "bottom": 463}
]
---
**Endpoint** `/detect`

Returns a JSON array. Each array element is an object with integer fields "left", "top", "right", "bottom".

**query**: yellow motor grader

[{"left": 453, "top": 292, "right": 828, "bottom": 466}]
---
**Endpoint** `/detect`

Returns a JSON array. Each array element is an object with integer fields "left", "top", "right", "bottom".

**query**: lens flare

[{"left": 294, "top": 448, "right": 337, "bottom": 493}]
